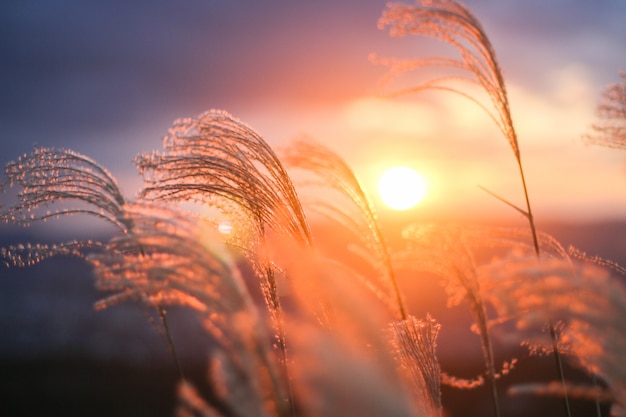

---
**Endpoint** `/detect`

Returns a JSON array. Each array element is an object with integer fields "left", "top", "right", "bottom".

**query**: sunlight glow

[
  {"left": 378, "top": 166, "right": 427, "bottom": 210},
  {"left": 218, "top": 220, "right": 233, "bottom": 234}
]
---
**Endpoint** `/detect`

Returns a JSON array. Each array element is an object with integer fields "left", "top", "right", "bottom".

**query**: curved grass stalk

[
  {"left": 389, "top": 315, "right": 443, "bottom": 417},
  {"left": 135, "top": 110, "right": 312, "bottom": 415},
  {"left": 281, "top": 139, "right": 407, "bottom": 320},
  {"left": 89, "top": 203, "right": 288, "bottom": 417},
  {"left": 376, "top": 1, "right": 570, "bottom": 414},
  {"left": 0, "top": 147, "right": 186, "bottom": 381},
  {"left": 399, "top": 224, "right": 503, "bottom": 415}
]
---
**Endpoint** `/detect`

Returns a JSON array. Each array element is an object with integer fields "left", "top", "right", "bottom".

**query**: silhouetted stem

[
  {"left": 517, "top": 161, "right": 540, "bottom": 256},
  {"left": 265, "top": 266, "right": 296, "bottom": 417},
  {"left": 592, "top": 374, "right": 602, "bottom": 417},
  {"left": 378, "top": 233, "right": 407, "bottom": 320},
  {"left": 159, "top": 306, "right": 185, "bottom": 381},
  {"left": 548, "top": 320, "right": 572, "bottom": 417},
  {"left": 517, "top": 158, "right": 571, "bottom": 417}
]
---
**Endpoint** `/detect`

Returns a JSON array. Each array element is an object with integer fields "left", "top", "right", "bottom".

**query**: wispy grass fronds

[
  {"left": 478, "top": 250, "right": 626, "bottom": 411},
  {"left": 218, "top": 234, "right": 413, "bottom": 417},
  {"left": 508, "top": 381, "right": 612, "bottom": 404},
  {"left": 135, "top": 111, "right": 311, "bottom": 410},
  {"left": 478, "top": 252, "right": 590, "bottom": 343},
  {"left": 399, "top": 223, "right": 503, "bottom": 415},
  {"left": 0, "top": 147, "right": 128, "bottom": 268},
  {"left": 459, "top": 225, "right": 571, "bottom": 263},
  {"left": 584, "top": 72, "right": 626, "bottom": 149},
  {"left": 389, "top": 315, "right": 442, "bottom": 417},
  {"left": 375, "top": 0, "right": 542, "bottom": 259},
  {"left": 281, "top": 139, "right": 406, "bottom": 319},
  {"left": 376, "top": 4, "right": 577, "bottom": 410},
  {"left": 89, "top": 203, "right": 288, "bottom": 417},
  {"left": 569, "top": 246, "right": 626, "bottom": 276},
  {"left": 89, "top": 203, "right": 247, "bottom": 340},
  {"left": 2, "top": 147, "right": 128, "bottom": 231},
  {"left": 1, "top": 240, "right": 102, "bottom": 268},
  {"left": 135, "top": 110, "right": 312, "bottom": 247},
  {"left": 375, "top": 0, "right": 518, "bottom": 159}
]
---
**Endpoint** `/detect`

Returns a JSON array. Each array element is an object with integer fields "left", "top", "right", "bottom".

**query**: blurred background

[{"left": 1, "top": 0, "right": 625, "bottom": 416}]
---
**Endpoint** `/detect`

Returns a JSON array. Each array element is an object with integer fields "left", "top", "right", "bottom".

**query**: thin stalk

[
  {"left": 159, "top": 306, "right": 185, "bottom": 381},
  {"left": 516, "top": 160, "right": 539, "bottom": 256},
  {"left": 265, "top": 266, "right": 296, "bottom": 417},
  {"left": 255, "top": 215, "right": 296, "bottom": 417},
  {"left": 376, "top": 226, "right": 407, "bottom": 320},
  {"left": 455, "top": 239, "right": 500, "bottom": 417},
  {"left": 390, "top": 266, "right": 407, "bottom": 320},
  {"left": 592, "top": 374, "right": 602, "bottom": 417},
  {"left": 516, "top": 158, "right": 571, "bottom": 417}
]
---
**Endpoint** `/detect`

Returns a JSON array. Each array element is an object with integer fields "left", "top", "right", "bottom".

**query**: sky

[{"left": 1, "top": 0, "right": 626, "bottom": 227}]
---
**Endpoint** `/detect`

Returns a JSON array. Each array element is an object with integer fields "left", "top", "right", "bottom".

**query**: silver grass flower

[
  {"left": 1, "top": 240, "right": 102, "bottom": 268},
  {"left": 397, "top": 224, "right": 495, "bottom": 382},
  {"left": 281, "top": 139, "right": 407, "bottom": 319},
  {"left": 375, "top": 0, "right": 542, "bottom": 259},
  {"left": 89, "top": 203, "right": 289, "bottom": 417},
  {"left": 375, "top": 0, "right": 519, "bottom": 159},
  {"left": 478, "top": 251, "right": 626, "bottom": 413},
  {"left": 389, "top": 315, "right": 442, "bottom": 417},
  {"left": 134, "top": 110, "right": 313, "bottom": 405},
  {"left": 273, "top": 235, "right": 434, "bottom": 417},
  {"left": 2, "top": 147, "right": 127, "bottom": 230},
  {"left": 376, "top": 4, "right": 573, "bottom": 411},
  {"left": 1, "top": 147, "right": 128, "bottom": 266},
  {"left": 584, "top": 72, "right": 626, "bottom": 149},
  {"left": 135, "top": 110, "right": 312, "bottom": 246},
  {"left": 398, "top": 224, "right": 507, "bottom": 414}
]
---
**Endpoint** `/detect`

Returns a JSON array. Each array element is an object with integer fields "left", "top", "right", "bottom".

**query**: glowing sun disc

[{"left": 378, "top": 166, "right": 427, "bottom": 210}]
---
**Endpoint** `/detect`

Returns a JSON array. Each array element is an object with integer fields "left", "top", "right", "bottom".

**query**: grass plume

[
  {"left": 398, "top": 224, "right": 504, "bottom": 414},
  {"left": 281, "top": 139, "right": 406, "bottom": 319},
  {"left": 375, "top": 1, "right": 574, "bottom": 414},
  {"left": 584, "top": 71, "right": 626, "bottom": 149}
]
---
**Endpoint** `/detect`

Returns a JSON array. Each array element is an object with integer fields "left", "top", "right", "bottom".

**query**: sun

[{"left": 378, "top": 166, "right": 427, "bottom": 210}]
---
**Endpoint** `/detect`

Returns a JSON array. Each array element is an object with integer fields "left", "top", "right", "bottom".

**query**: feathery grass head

[
  {"left": 584, "top": 71, "right": 626, "bottom": 149},
  {"left": 281, "top": 139, "right": 406, "bottom": 319},
  {"left": 389, "top": 315, "right": 442, "bottom": 417},
  {"left": 89, "top": 203, "right": 249, "bottom": 331},
  {"left": 135, "top": 110, "right": 312, "bottom": 247},
  {"left": 0, "top": 147, "right": 128, "bottom": 268},
  {"left": 374, "top": 0, "right": 519, "bottom": 160},
  {"left": 2, "top": 147, "right": 128, "bottom": 231},
  {"left": 479, "top": 250, "right": 626, "bottom": 413},
  {"left": 90, "top": 203, "right": 289, "bottom": 417}
]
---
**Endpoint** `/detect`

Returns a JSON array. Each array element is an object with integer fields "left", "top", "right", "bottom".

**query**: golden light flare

[{"left": 378, "top": 166, "right": 427, "bottom": 210}]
